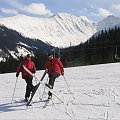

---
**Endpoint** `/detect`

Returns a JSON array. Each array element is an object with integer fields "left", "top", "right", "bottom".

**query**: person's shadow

[{"left": 0, "top": 100, "right": 27, "bottom": 113}]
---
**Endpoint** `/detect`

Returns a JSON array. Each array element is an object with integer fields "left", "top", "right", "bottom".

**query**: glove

[
  {"left": 32, "top": 70, "right": 36, "bottom": 73},
  {"left": 45, "top": 69, "right": 49, "bottom": 73},
  {"left": 61, "top": 71, "right": 64, "bottom": 76},
  {"left": 16, "top": 72, "right": 19, "bottom": 77}
]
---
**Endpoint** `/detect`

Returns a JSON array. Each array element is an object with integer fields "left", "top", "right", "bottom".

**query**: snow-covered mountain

[
  {"left": 0, "top": 13, "right": 96, "bottom": 47},
  {"left": 0, "top": 12, "right": 120, "bottom": 59},
  {"left": 0, "top": 25, "right": 53, "bottom": 59},
  {"left": 97, "top": 15, "right": 120, "bottom": 31},
  {"left": 0, "top": 13, "right": 120, "bottom": 48}
]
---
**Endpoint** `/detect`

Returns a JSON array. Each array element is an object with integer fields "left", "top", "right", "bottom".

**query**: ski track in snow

[{"left": 1, "top": 63, "right": 120, "bottom": 119}]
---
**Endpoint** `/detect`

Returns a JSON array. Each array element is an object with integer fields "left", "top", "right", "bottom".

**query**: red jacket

[
  {"left": 44, "top": 57, "right": 64, "bottom": 76},
  {"left": 16, "top": 59, "right": 36, "bottom": 79}
]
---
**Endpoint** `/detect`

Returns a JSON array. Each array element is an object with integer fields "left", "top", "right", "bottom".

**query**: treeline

[
  {"left": 0, "top": 53, "right": 48, "bottom": 74},
  {"left": 0, "top": 27, "right": 120, "bottom": 73},
  {"left": 61, "top": 27, "right": 120, "bottom": 67}
]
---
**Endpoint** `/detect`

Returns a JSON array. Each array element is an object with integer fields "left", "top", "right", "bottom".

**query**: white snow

[
  {"left": 17, "top": 42, "right": 31, "bottom": 48},
  {"left": 0, "top": 13, "right": 96, "bottom": 47},
  {"left": 1, "top": 63, "right": 120, "bottom": 119},
  {"left": 0, "top": 49, "right": 4, "bottom": 61},
  {"left": 0, "top": 57, "right": 3, "bottom": 61},
  {"left": 97, "top": 15, "right": 120, "bottom": 31},
  {"left": 16, "top": 45, "right": 31, "bottom": 57},
  {"left": 0, "top": 13, "right": 120, "bottom": 48},
  {"left": 8, "top": 50, "right": 18, "bottom": 59}
]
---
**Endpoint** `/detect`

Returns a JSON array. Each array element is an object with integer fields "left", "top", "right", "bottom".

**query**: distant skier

[
  {"left": 16, "top": 54, "right": 36, "bottom": 102},
  {"left": 44, "top": 53, "right": 64, "bottom": 99}
]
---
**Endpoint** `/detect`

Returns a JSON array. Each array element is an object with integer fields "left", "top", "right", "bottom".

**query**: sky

[{"left": 0, "top": 0, "right": 120, "bottom": 21}]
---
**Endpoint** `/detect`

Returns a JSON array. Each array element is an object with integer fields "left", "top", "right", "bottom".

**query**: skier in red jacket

[
  {"left": 16, "top": 54, "right": 36, "bottom": 102},
  {"left": 44, "top": 53, "right": 64, "bottom": 99}
]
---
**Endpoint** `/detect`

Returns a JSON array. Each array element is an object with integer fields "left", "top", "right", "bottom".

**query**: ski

[
  {"left": 43, "top": 98, "right": 55, "bottom": 108},
  {"left": 23, "top": 65, "right": 64, "bottom": 105},
  {"left": 43, "top": 99, "right": 51, "bottom": 108},
  {"left": 23, "top": 65, "right": 48, "bottom": 106},
  {"left": 14, "top": 99, "right": 27, "bottom": 103}
]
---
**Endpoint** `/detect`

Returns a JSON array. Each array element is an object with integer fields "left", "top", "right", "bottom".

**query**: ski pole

[
  {"left": 34, "top": 73, "right": 42, "bottom": 101},
  {"left": 23, "top": 65, "right": 64, "bottom": 103},
  {"left": 63, "top": 75, "right": 75, "bottom": 99},
  {"left": 11, "top": 77, "right": 18, "bottom": 103},
  {"left": 41, "top": 77, "right": 49, "bottom": 100}
]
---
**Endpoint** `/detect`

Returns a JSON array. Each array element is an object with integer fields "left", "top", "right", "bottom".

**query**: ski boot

[
  {"left": 48, "top": 95, "right": 52, "bottom": 100},
  {"left": 45, "top": 84, "right": 52, "bottom": 89}
]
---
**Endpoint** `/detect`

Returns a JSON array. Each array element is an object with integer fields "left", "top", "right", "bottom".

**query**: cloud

[
  {"left": 112, "top": 4, "right": 120, "bottom": 11},
  {"left": 90, "top": 4, "right": 96, "bottom": 9},
  {"left": 98, "top": 8, "right": 113, "bottom": 17},
  {"left": 90, "top": 12, "right": 99, "bottom": 17},
  {"left": 22, "top": 3, "right": 53, "bottom": 16},
  {"left": 0, "top": 8, "right": 18, "bottom": 15},
  {"left": 86, "top": 3, "right": 96, "bottom": 9},
  {"left": 2, "top": 0, "right": 23, "bottom": 8},
  {"left": 79, "top": 8, "right": 88, "bottom": 13},
  {"left": 91, "top": 8, "right": 113, "bottom": 18},
  {"left": 0, "top": 1, "right": 53, "bottom": 17}
]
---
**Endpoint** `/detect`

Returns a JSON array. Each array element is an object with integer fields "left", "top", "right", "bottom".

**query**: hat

[
  {"left": 55, "top": 52, "right": 60, "bottom": 58},
  {"left": 26, "top": 54, "right": 32, "bottom": 58},
  {"left": 48, "top": 53, "right": 53, "bottom": 58}
]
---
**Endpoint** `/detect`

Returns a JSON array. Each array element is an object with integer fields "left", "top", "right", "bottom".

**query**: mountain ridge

[
  {"left": 0, "top": 13, "right": 97, "bottom": 47},
  {"left": 0, "top": 25, "right": 53, "bottom": 59},
  {"left": 0, "top": 13, "right": 120, "bottom": 59}
]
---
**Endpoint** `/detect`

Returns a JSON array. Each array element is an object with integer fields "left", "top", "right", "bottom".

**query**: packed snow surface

[{"left": 1, "top": 63, "right": 120, "bottom": 119}]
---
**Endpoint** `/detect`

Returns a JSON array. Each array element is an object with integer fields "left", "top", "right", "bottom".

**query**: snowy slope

[
  {"left": 97, "top": 15, "right": 120, "bottom": 31},
  {"left": 1, "top": 63, "right": 120, "bottom": 119},
  {"left": 0, "top": 13, "right": 96, "bottom": 47}
]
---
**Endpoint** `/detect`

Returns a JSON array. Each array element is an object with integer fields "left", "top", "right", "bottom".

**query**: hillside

[
  {"left": 0, "top": 25, "right": 53, "bottom": 59},
  {"left": 1, "top": 63, "right": 120, "bottom": 119},
  {"left": 0, "top": 13, "right": 97, "bottom": 47},
  {"left": 0, "top": 13, "right": 120, "bottom": 48},
  {"left": 62, "top": 27, "right": 120, "bottom": 67}
]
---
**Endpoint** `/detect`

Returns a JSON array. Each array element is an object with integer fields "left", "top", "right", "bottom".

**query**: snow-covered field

[{"left": 1, "top": 63, "right": 120, "bottom": 120}]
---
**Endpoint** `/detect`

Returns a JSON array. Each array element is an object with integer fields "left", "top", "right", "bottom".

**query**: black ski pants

[
  {"left": 48, "top": 72, "right": 59, "bottom": 96},
  {"left": 24, "top": 76, "right": 34, "bottom": 98}
]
